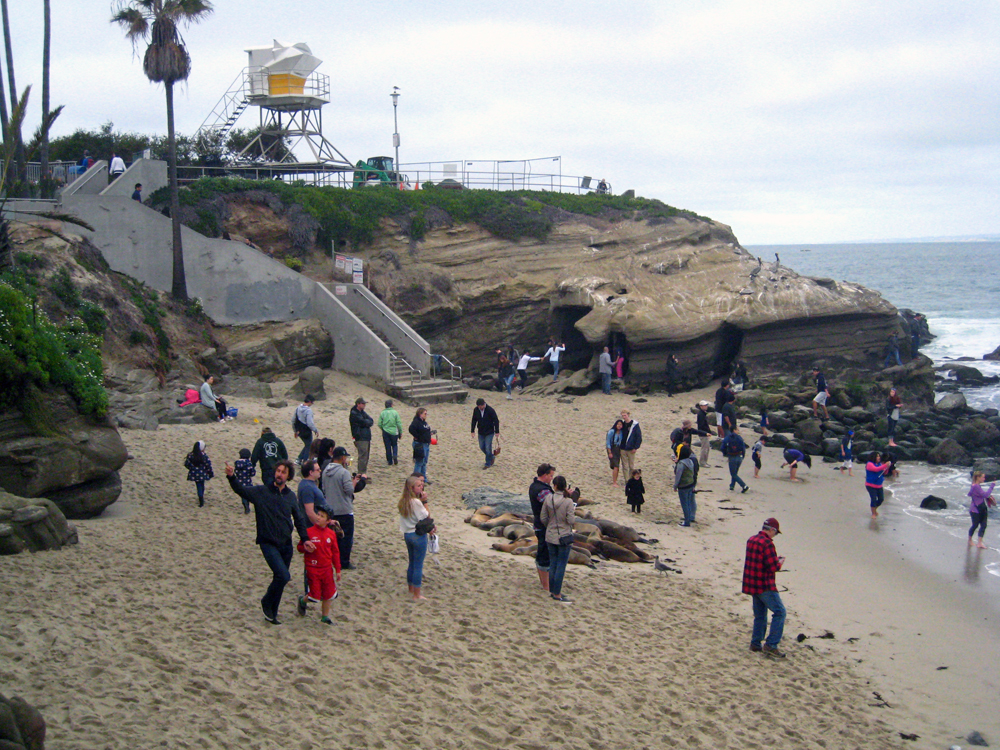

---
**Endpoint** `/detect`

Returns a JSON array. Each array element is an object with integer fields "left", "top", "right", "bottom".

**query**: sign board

[
  {"left": 352, "top": 257, "right": 363, "bottom": 272},
  {"left": 352, "top": 271, "right": 364, "bottom": 284},
  {"left": 335, "top": 254, "right": 346, "bottom": 270},
  {"left": 335, "top": 285, "right": 347, "bottom": 296}
]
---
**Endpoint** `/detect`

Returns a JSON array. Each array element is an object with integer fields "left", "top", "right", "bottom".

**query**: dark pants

[
  {"left": 887, "top": 416, "right": 898, "bottom": 440},
  {"left": 297, "top": 428, "right": 312, "bottom": 463},
  {"left": 517, "top": 369, "right": 528, "bottom": 389},
  {"left": 547, "top": 542, "right": 572, "bottom": 597},
  {"left": 867, "top": 485, "right": 885, "bottom": 509},
  {"left": 258, "top": 540, "right": 293, "bottom": 618},
  {"left": 214, "top": 398, "right": 227, "bottom": 420},
  {"left": 260, "top": 464, "right": 275, "bottom": 487},
  {"left": 334, "top": 514, "right": 355, "bottom": 567},
  {"left": 969, "top": 507, "right": 988, "bottom": 538},
  {"left": 195, "top": 480, "right": 205, "bottom": 505},
  {"left": 382, "top": 430, "right": 399, "bottom": 464},
  {"left": 534, "top": 528, "right": 550, "bottom": 570}
]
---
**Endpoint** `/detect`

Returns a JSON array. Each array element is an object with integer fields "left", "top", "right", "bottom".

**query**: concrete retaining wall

[
  {"left": 100, "top": 159, "right": 167, "bottom": 198},
  {"left": 61, "top": 160, "right": 109, "bottom": 196},
  {"left": 313, "top": 285, "right": 390, "bottom": 383}
]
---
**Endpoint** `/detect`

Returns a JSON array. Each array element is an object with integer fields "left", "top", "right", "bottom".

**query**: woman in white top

[{"left": 398, "top": 474, "right": 434, "bottom": 600}]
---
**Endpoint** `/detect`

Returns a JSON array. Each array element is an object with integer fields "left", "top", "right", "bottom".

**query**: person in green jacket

[
  {"left": 378, "top": 399, "right": 404, "bottom": 465},
  {"left": 251, "top": 426, "right": 288, "bottom": 486}
]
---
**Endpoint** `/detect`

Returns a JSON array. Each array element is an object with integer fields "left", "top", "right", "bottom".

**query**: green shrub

[
  {"left": 128, "top": 330, "right": 151, "bottom": 346},
  {"left": 0, "top": 281, "right": 108, "bottom": 418},
  {"left": 283, "top": 257, "right": 303, "bottom": 271},
  {"left": 77, "top": 302, "right": 107, "bottom": 335},
  {"left": 50, "top": 267, "right": 81, "bottom": 308}
]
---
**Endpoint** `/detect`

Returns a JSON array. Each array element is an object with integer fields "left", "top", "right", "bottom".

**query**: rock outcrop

[
  {"left": 211, "top": 319, "right": 334, "bottom": 377},
  {"left": 0, "top": 393, "right": 128, "bottom": 518},
  {"left": 0, "top": 692, "right": 46, "bottom": 749},
  {"left": 361, "top": 215, "right": 899, "bottom": 385},
  {"left": 0, "top": 491, "right": 79, "bottom": 554}
]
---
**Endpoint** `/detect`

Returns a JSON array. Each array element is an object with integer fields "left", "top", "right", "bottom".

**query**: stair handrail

[
  {"left": 390, "top": 351, "right": 418, "bottom": 390},
  {"left": 197, "top": 67, "right": 250, "bottom": 136},
  {"left": 351, "top": 288, "right": 430, "bottom": 356},
  {"left": 432, "top": 353, "right": 463, "bottom": 389}
]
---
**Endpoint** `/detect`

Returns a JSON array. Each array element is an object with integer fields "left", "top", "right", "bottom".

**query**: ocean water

[{"left": 750, "top": 241, "right": 1000, "bottom": 581}]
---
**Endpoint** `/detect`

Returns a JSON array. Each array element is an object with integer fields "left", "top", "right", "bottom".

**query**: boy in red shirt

[{"left": 296, "top": 508, "right": 342, "bottom": 624}]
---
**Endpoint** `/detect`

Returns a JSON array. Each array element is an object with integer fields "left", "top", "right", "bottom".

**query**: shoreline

[{"left": 2, "top": 374, "right": 997, "bottom": 748}]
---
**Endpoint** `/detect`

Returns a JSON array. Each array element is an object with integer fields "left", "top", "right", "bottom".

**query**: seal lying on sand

[
  {"left": 511, "top": 544, "right": 595, "bottom": 568},
  {"left": 491, "top": 539, "right": 536, "bottom": 553},
  {"left": 593, "top": 539, "right": 643, "bottom": 563}
]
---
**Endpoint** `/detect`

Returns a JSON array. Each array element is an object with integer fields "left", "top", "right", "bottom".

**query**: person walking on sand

[
  {"left": 751, "top": 435, "right": 765, "bottom": 478},
  {"left": 295, "top": 507, "right": 341, "bottom": 624},
  {"left": 599, "top": 346, "right": 619, "bottom": 395},
  {"left": 540, "top": 475, "right": 577, "bottom": 604},
  {"left": 322, "top": 446, "right": 366, "bottom": 570},
  {"left": 811, "top": 368, "right": 830, "bottom": 419},
  {"left": 378, "top": 399, "right": 403, "bottom": 466},
  {"left": 399, "top": 474, "right": 434, "bottom": 601},
  {"left": 184, "top": 440, "right": 214, "bottom": 507},
  {"left": 696, "top": 400, "right": 713, "bottom": 467},
  {"left": 543, "top": 340, "right": 566, "bottom": 381},
  {"left": 674, "top": 445, "right": 699, "bottom": 526},
  {"left": 625, "top": 469, "right": 645, "bottom": 513},
  {"left": 516, "top": 351, "right": 541, "bottom": 390},
  {"left": 292, "top": 395, "right": 319, "bottom": 466},
  {"left": 409, "top": 408, "right": 434, "bottom": 482},
  {"left": 780, "top": 448, "right": 811, "bottom": 482},
  {"left": 721, "top": 428, "right": 749, "bottom": 493},
  {"left": 251, "top": 427, "right": 288, "bottom": 488},
  {"left": 885, "top": 387, "right": 903, "bottom": 448},
  {"left": 233, "top": 448, "right": 256, "bottom": 513},
  {"left": 349, "top": 397, "right": 374, "bottom": 477},
  {"left": 839, "top": 431, "right": 854, "bottom": 476},
  {"left": 619, "top": 409, "right": 642, "bottom": 482},
  {"left": 471, "top": 398, "right": 501, "bottom": 469},
  {"left": 225, "top": 459, "right": 313, "bottom": 625},
  {"left": 742, "top": 518, "right": 787, "bottom": 659},
  {"left": 967, "top": 471, "right": 996, "bottom": 549},
  {"left": 865, "top": 451, "right": 892, "bottom": 518},
  {"left": 606, "top": 418, "right": 625, "bottom": 486},
  {"left": 529, "top": 463, "right": 557, "bottom": 592}
]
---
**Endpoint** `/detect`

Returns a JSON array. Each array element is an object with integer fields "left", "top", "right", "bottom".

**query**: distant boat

[{"left": 800, "top": 248, "right": 812, "bottom": 252}]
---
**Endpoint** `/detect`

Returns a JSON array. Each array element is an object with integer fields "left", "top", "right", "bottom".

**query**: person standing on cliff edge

[{"left": 742, "top": 518, "right": 786, "bottom": 658}]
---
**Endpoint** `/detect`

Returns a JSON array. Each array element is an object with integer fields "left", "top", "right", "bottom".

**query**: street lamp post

[{"left": 391, "top": 87, "right": 400, "bottom": 187}]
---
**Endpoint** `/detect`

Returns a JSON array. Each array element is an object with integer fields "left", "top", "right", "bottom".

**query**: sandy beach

[{"left": 2, "top": 371, "right": 997, "bottom": 749}]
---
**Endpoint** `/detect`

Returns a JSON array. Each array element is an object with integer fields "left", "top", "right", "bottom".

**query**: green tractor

[{"left": 352, "top": 156, "right": 410, "bottom": 189}]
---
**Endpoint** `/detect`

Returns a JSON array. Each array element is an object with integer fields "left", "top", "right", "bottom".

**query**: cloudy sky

[{"left": 6, "top": 0, "right": 999, "bottom": 244}]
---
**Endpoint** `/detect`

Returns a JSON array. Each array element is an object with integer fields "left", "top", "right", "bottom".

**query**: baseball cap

[
  {"left": 355, "top": 396, "right": 367, "bottom": 405},
  {"left": 332, "top": 446, "right": 351, "bottom": 458},
  {"left": 698, "top": 400, "right": 709, "bottom": 406},
  {"left": 763, "top": 517, "right": 781, "bottom": 534}
]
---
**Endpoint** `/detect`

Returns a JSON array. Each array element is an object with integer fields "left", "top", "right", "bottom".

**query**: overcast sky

[{"left": 6, "top": 0, "right": 999, "bottom": 244}]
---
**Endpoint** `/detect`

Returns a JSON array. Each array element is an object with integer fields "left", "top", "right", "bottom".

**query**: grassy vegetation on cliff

[{"left": 155, "top": 178, "right": 708, "bottom": 247}]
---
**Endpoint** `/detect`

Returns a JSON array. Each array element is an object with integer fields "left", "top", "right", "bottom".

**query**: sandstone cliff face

[{"left": 361, "top": 214, "right": 898, "bottom": 384}]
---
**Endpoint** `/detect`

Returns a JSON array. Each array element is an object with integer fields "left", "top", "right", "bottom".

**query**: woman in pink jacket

[{"left": 967, "top": 471, "right": 996, "bottom": 549}]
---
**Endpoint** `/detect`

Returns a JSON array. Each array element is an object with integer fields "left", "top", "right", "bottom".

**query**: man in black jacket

[
  {"left": 471, "top": 398, "right": 501, "bottom": 468},
  {"left": 225, "top": 459, "right": 313, "bottom": 624},
  {"left": 349, "top": 397, "right": 374, "bottom": 476},
  {"left": 529, "top": 463, "right": 556, "bottom": 591}
]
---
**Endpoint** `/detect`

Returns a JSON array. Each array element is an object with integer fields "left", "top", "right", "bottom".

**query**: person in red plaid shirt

[{"left": 742, "top": 517, "right": 787, "bottom": 659}]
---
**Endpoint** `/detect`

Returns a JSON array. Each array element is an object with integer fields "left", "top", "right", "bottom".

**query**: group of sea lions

[{"left": 465, "top": 502, "right": 657, "bottom": 568}]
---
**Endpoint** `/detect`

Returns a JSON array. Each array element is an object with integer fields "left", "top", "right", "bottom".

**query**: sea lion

[
  {"left": 503, "top": 524, "right": 534, "bottom": 541},
  {"left": 575, "top": 496, "right": 596, "bottom": 507},
  {"left": 492, "top": 539, "right": 535, "bottom": 553},
  {"left": 615, "top": 539, "right": 654, "bottom": 562},
  {"left": 592, "top": 518, "right": 640, "bottom": 543},
  {"left": 511, "top": 544, "right": 538, "bottom": 556},
  {"left": 480, "top": 512, "right": 530, "bottom": 530},
  {"left": 487, "top": 526, "right": 507, "bottom": 537},
  {"left": 573, "top": 520, "right": 601, "bottom": 536},
  {"left": 466, "top": 512, "right": 492, "bottom": 527},
  {"left": 593, "top": 539, "right": 642, "bottom": 563},
  {"left": 574, "top": 508, "right": 595, "bottom": 519},
  {"left": 569, "top": 548, "right": 596, "bottom": 568},
  {"left": 475, "top": 506, "right": 496, "bottom": 518}
]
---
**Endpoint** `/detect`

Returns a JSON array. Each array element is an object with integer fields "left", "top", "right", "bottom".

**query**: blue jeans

[
  {"left": 678, "top": 487, "right": 696, "bottom": 524},
  {"left": 259, "top": 540, "right": 293, "bottom": 618},
  {"left": 886, "top": 416, "right": 897, "bottom": 440},
  {"left": 382, "top": 430, "right": 398, "bottom": 464},
  {"left": 547, "top": 542, "right": 572, "bottom": 597},
  {"left": 404, "top": 532, "right": 428, "bottom": 587},
  {"left": 297, "top": 428, "right": 312, "bottom": 463},
  {"left": 867, "top": 486, "right": 884, "bottom": 509},
  {"left": 884, "top": 350, "right": 901, "bottom": 367},
  {"left": 728, "top": 456, "right": 747, "bottom": 490},
  {"left": 195, "top": 479, "right": 205, "bottom": 502},
  {"left": 478, "top": 433, "right": 494, "bottom": 466},
  {"left": 504, "top": 373, "right": 515, "bottom": 395},
  {"left": 751, "top": 590, "right": 786, "bottom": 648},
  {"left": 551, "top": 359, "right": 560, "bottom": 380},
  {"left": 601, "top": 372, "right": 611, "bottom": 394},
  {"left": 413, "top": 441, "right": 429, "bottom": 479}
]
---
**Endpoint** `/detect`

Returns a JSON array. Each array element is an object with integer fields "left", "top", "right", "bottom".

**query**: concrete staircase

[{"left": 351, "top": 309, "right": 468, "bottom": 405}]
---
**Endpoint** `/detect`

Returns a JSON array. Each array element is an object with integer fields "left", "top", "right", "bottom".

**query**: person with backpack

[
  {"left": 251, "top": 426, "right": 288, "bottom": 487},
  {"left": 292, "top": 395, "right": 319, "bottom": 465},
  {"left": 721, "top": 428, "right": 749, "bottom": 493},
  {"left": 674, "top": 445, "right": 700, "bottom": 526}
]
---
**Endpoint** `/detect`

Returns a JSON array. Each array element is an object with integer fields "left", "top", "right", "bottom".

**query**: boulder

[
  {"left": 948, "top": 365, "right": 999, "bottom": 385},
  {"left": 934, "top": 392, "right": 967, "bottom": 413},
  {"left": 0, "top": 490, "right": 78, "bottom": 554},
  {"left": 0, "top": 394, "right": 128, "bottom": 518},
  {"left": 972, "top": 458, "right": 1000, "bottom": 483},
  {"left": 951, "top": 419, "right": 1000, "bottom": 449},
  {"left": 766, "top": 432, "right": 793, "bottom": 447},
  {"left": 285, "top": 366, "right": 328, "bottom": 401},
  {"left": 735, "top": 390, "right": 794, "bottom": 411},
  {"left": 927, "top": 438, "right": 972, "bottom": 467},
  {"left": 984, "top": 344, "right": 1000, "bottom": 361},
  {"left": 920, "top": 495, "right": 948, "bottom": 510},
  {"left": 821, "top": 438, "right": 843, "bottom": 457},
  {"left": 267, "top": 399, "right": 289, "bottom": 409},
  {"left": 794, "top": 419, "right": 825, "bottom": 444},
  {"left": 216, "top": 375, "right": 273, "bottom": 400},
  {"left": 765, "top": 411, "right": 796, "bottom": 431},
  {"left": 216, "top": 319, "right": 334, "bottom": 377},
  {"left": 461, "top": 487, "right": 532, "bottom": 517},
  {"left": 0, "top": 692, "right": 46, "bottom": 749}
]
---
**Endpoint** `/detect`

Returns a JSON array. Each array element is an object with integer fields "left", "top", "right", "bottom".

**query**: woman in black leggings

[{"left": 967, "top": 471, "right": 995, "bottom": 549}]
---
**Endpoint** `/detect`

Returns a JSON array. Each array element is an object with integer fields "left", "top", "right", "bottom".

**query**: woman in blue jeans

[
  {"left": 408, "top": 408, "right": 434, "bottom": 483},
  {"left": 399, "top": 474, "right": 433, "bottom": 600},
  {"left": 540, "top": 475, "right": 576, "bottom": 604}
]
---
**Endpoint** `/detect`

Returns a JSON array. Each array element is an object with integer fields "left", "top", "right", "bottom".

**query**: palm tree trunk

[
  {"left": 40, "top": 0, "right": 50, "bottom": 178},
  {"left": 0, "top": 0, "right": 24, "bottom": 185},
  {"left": 165, "top": 81, "right": 187, "bottom": 300},
  {"left": 0, "top": 33, "right": 8, "bottom": 134}
]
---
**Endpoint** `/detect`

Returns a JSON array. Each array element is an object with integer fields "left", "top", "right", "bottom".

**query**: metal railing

[
  {"left": 1, "top": 159, "right": 82, "bottom": 189},
  {"left": 397, "top": 157, "right": 611, "bottom": 195},
  {"left": 390, "top": 352, "right": 419, "bottom": 390},
  {"left": 175, "top": 163, "right": 354, "bottom": 186},
  {"left": 432, "top": 354, "right": 463, "bottom": 389},
  {"left": 351, "top": 287, "right": 430, "bottom": 356}
]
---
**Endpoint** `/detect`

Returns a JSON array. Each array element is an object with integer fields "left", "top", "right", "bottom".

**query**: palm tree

[
  {"left": 39, "top": 0, "right": 51, "bottom": 183},
  {"left": 111, "top": 0, "right": 214, "bottom": 301},
  {"left": 1, "top": 0, "right": 24, "bottom": 186}
]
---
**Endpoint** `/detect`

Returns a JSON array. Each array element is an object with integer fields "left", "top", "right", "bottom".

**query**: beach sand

[{"left": 2, "top": 371, "right": 997, "bottom": 749}]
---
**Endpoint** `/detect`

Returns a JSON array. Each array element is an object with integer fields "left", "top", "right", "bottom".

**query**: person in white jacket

[
  {"left": 516, "top": 352, "right": 541, "bottom": 390},
  {"left": 543, "top": 341, "right": 566, "bottom": 381}
]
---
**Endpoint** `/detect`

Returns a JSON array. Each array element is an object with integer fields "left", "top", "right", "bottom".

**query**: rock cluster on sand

[
  {"left": 0, "top": 491, "right": 78, "bottom": 555},
  {"left": 0, "top": 692, "right": 46, "bottom": 749},
  {"left": 0, "top": 393, "right": 128, "bottom": 518}
]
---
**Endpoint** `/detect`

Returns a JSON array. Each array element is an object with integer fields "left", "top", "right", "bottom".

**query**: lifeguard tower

[{"left": 197, "top": 41, "right": 353, "bottom": 178}]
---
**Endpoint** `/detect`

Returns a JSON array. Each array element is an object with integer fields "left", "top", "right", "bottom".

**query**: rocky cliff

[{"left": 359, "top": 212, "right": 899, "bottom": 385}]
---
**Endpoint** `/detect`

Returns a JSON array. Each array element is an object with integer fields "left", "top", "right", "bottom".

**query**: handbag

[
  {"left": 428, "top": 533, "right": 440, "bottom": 554},
  {"left": 414, "top": 516, "right": 435, "bottom": 536},
  {"left": 412, "top": 443, "right": 425, "bottom": 460},
  {"left": 558, "top": 533, "right": 574, "bottom": 547},
  {"left": 493, "top": 435, "right": 502, "bottom": 456}
]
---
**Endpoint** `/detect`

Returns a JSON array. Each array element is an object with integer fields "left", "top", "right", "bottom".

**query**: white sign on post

[
  {"left": 353, "top": 271, "right": 364, "bottom": 284},
  {"left": 335, "top": 254, "right": 346, "bottom": 270},
  {"left": 352, "top": 258, "right": 363, "bottom": 272},
  {"left": 335, "top": 285, "right": 347, "bottom": 296}
]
